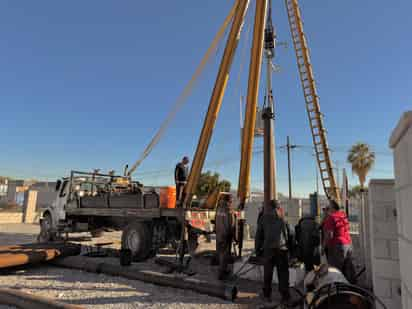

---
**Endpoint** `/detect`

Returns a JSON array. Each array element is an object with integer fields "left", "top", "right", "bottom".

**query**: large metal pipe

[
  {"left": 238, "top": 0, "right": 268, "bottom": 207},
  {"left": 0, "top": 288, "right": 84, "bottom": 309},
  {"left": 183, "top": 0, "right": 250, "bottom": 207},
  {"left": 262, "top": 105, "right": 276, "bottom": 214},
  {"left": 52, "top": 256, "right": 237, "bottom": 301},
  {"left": 303, "top": 267, "right": 381, "bottom": 309},
  {"left": 0, "top": 243, "right": 80, "bottom": 269}
]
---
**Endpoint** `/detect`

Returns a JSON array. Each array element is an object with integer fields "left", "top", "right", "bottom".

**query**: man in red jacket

[{"left": 323, "top": 200, "right": 356, "bottom": 283}]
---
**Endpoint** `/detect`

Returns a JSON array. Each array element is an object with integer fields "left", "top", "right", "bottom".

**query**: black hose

[
  {"left": 353, "top": 266, "right": 366, "bottom": 281},
  {"left": 308, "top": 282, "right": 388, "bottom": 309}
]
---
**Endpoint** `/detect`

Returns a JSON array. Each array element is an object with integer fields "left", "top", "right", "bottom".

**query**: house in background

[
  {"left": 1, "top": 179, "right": 56, "bottom": 210},
  {"left": 28, "top": 181, "right": 57, "bottom": 210},
  {"left": 0, "top": 177, "right": 8, "bottom": 203},
  {"left": 6, "top": 179, "right": 36, "bottom": 206}
]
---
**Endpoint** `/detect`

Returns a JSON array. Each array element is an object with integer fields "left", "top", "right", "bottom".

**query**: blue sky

[{"left": 0, "top": 1, "right": 410, "bottom": 197}]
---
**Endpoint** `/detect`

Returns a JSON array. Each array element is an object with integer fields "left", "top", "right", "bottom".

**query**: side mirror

[{"left": 55, "top": 180, "right": 62, "bottom": 191}]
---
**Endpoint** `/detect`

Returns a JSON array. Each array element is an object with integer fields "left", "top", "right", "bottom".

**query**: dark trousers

[
  {"left": 303, "top": 252, "right": 315, "bottom": 272},
  {"left": 328, "top": 244, "right": 356, "bottom": 283},
  {"left": 217, "top": 241, "right": 231, "bottom": 279},
  {"left": 263, "top": 249, "right": 290, "bottom": 298},
  {"left": 302, "top": 247, "right": 320, "bottom": 272},
  {"left": 175, "top": 183, "right": 185, "bottom": 206}
]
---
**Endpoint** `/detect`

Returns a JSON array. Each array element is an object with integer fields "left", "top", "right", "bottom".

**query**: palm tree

[{"left": 347, "top": 143, "right": 376, "bottom": 190}]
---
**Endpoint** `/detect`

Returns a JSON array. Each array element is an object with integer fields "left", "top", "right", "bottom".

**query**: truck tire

[
  {"left": 121, "top": 222, "right": 152, "bottom": 262},
  {"left": 38, "top": 212, "right": 53, "bottom": 243}
]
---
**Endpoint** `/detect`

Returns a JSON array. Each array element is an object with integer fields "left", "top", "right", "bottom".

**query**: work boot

[
  {"left": 262, "top": 288, "right": 272, "bottom": 302},
  {"left": 281, "top": 291, "right": 291, "bottom": 304}
]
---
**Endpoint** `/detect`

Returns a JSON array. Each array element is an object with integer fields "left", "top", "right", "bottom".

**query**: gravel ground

[
  {"left": 0, "top": 224, "right": 258, "bottom": 308},
  {"left": 0, "top": 266, "right": 244, "bottom": 309}
]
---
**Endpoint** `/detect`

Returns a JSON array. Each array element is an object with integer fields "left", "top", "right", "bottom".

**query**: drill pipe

[
  {"left": 53, "top": 256, "right": 238, "bottom": 301},
  {"left": 0, "top": 243, "right": 81, "bottom": 269}
]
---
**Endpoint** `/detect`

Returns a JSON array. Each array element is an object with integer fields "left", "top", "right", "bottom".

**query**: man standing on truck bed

[{"left": 175, "top": 156, "right": 189, "bottom": 206}]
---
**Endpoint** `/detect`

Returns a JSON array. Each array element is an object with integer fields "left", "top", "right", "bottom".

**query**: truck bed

[
  {"left": 66, "top": 207, "right": 216, "bottom": 219},
  {"left": 66, "top": 207, "right": 184, "bottom": 218}
]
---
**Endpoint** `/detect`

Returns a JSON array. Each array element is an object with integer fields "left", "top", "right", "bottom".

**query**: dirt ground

[{"left": 0, "top": 224, "right": 284, "bottom": 309}]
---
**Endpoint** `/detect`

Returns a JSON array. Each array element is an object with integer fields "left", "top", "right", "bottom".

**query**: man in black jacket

[
  {"left": 174, "top": 156, "right": 189, "bottom": 206},
  {"left": 215, "top": 194, "right": 235, "bottom": 280},
  {"left": 295, "top": 215, "right": 321, "bottom": 272},
  {"left": 255, "top": 200, "right": 290, "bottom": 302}
]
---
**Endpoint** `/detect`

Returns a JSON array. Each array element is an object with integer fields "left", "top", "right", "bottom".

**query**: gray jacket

[{"left": 255, "top": 212, "right": 289, "bottom": 255}]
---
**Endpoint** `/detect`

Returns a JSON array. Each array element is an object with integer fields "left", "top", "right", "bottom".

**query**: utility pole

[
  {"left": 286, "top": 136, "right": 297, "bottom": 200},
  {"left": 334, "top": 161, "right": 341, "bottom": 189}
]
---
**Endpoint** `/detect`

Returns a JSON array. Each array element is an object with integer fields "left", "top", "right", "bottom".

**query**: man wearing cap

[
  {"left": 323, "top": 200, "right": 356, "bottom": 283},
  {"left": 174, "top": 156, "right": 190, "bottom": 206}
]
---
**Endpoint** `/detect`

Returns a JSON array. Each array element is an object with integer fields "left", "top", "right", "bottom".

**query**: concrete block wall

[
  {"left": 368, "top": 179, "right": 402, "bottom": 308},
  {"left": 0, "top": 212, "right": 23, "bottom": 223},
  {"left": 285, "top": 199, "right": 302, "bottom": 227},
  {"left": 245, "top": 199, "right": 304, "bottom": 238},
  {"left": 390, "top": 111, "right": 412, "bottom": 309},
  {"left": 244, "top": 201, "right": 262, "bottom": 238}
]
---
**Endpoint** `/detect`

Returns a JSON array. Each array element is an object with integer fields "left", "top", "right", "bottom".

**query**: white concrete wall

[
  {"left": 35, "top": 191, "right": 56, "bottom": 209},
  {"left": 368, "top": 179, "right": 401, "bottom": 308},
  {"left": 285, "top": 199, "right": 302, "bottom": 227},
  {"left": 245, "top": 199, "right": 304, "bottom": 238},
  {"left": 390, "top": 111, "right": 412, "bottom": 309},
  {"left": 244, "top": 201, "right": 262, "bottom": 238},
  {"left": 355, "top": 194, "right": 373, "bottom": 287},
  {"left": 0, "top": 212, "right": 23, "bottom": 223}
]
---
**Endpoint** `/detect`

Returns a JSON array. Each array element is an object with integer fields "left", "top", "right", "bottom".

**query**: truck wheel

[
  {"left": 121, "top": 222, "right": 152, "bottom": 262},
  {"left": 38, "top": 212, "right": 53, "bottom": 243}
]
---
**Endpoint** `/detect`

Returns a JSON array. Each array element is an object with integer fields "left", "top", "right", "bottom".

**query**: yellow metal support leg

[
  {"left": 238, "top": 0, "right": 268, "bottom": 207},
  {"left": 183, "top": 0, "right": 250, "bottom": 207}
]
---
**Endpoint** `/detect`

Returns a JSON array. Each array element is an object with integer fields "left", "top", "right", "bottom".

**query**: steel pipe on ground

[
  {"left": 0, "top": 288, "right": 84, "bottom": 309},
  {"left": 52, "top": 256, "right": 238, "bottom": 301},
  {"left": 0, "top": 243, "right": 81, "bottom": 269}
]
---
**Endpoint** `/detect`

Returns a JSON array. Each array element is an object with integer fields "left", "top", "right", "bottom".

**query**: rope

[
  {"left": 127, "top": 1, "right": 239, "bottom": 176},
  {"left": 235, "top": 8, "right": 252, "bottom": 127}
]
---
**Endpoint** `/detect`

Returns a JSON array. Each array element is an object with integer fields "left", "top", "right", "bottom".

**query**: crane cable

[{"left": 126, "top": 2, "right": 239, "bottom": 177}]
